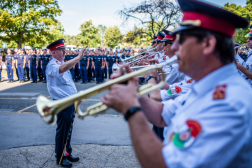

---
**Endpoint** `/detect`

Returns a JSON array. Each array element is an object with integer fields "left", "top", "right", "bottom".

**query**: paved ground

[{"left": 0, "top": 73, "right": 142, "bottom": 168}]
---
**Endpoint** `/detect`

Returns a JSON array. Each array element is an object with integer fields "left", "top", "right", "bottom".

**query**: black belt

[
  {"left": 18, "top": 64, "right": 23, "bottom": 65},
  {"left": 81, "top": 64, "right": 87, "bottom": 66},
  {"left": 42, "top": 64, "right": 47, "bottom": 65},
  {"left": 30, "top": 63, "right": 36, "bottom": 65},
  {"left": 95, "top": 65, "right": 100, "bottom": 66},
  {"left": 7, "top": 63, "right": 12, "bottom": 65}
]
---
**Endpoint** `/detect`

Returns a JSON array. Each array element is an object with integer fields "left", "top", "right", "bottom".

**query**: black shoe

[
  {"left": 84, "top": 82, "right": 87, "bottom": 84},
  {"left": 96, "top": 82, "right": 99, "bottom": 84},
  {"left": 81, "top": 82, "right": 84, "bottom": 84},
  {"left": 67, "top": 155, "right": 79, "bottom": 162},
  {"left": 31, "top": 81, "right": 35, "bottom": 83},
  {"left": 43, "top": 81, "right": 46, "bottom": 83},
  {"left": 35, "top": 81, "right": 37, "bottom": 83},
  {"left": 56, "top": 157, "right": 72, "bottom": 167}
]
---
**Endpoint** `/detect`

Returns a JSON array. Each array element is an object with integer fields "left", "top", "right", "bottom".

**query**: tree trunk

[{"left": 18, "top": 39, "right": 22, "bottom": 48}]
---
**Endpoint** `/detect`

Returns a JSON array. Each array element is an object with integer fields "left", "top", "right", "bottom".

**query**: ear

[{"left": 202, "top": 35, "right": 216, "bottom": 56}]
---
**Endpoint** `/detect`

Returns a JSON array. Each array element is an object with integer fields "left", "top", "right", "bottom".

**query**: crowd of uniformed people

[{"left": 0, "top": 47, "right": 135, "bottom": 84}]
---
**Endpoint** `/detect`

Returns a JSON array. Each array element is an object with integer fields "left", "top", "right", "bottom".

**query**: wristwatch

[
  {"left": 145, "top": 76, "right": 156, "bottom": 83},
  {"left": 124, "top": 107, "right": 142, "bottom": 121}
]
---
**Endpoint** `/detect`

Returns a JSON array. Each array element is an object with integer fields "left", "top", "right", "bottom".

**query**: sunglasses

[{"left": 248, "top": 37, "right": 252, "bottom": 40}]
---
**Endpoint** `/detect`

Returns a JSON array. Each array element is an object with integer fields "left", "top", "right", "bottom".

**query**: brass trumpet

[
  {"left": 122, "top": 47, "right": 157, "bottom": 63},
  {"left": 36, "top": 56, "right": 177, "bottom": 125}
]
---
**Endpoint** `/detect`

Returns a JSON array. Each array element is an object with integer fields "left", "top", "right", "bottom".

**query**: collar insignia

[
  {"left": 186, "top": 79, "right": 193, "bottom": 83},
  {"left": 213, "top": 84, "right": 227, "bottom": 100}
]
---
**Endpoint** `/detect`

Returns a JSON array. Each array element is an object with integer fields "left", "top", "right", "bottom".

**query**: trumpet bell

[{"left": 36, "top": 95, "right": 57, "bottom": 125}]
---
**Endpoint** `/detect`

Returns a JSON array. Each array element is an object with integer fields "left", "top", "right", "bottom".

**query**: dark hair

[{"left": 180, "top": 28, "right": 235, "bottom": 65}]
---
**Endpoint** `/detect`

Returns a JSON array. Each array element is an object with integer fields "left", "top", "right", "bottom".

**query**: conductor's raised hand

[{"left": 77, "top": 46, "right": 88, "bottom": 60}]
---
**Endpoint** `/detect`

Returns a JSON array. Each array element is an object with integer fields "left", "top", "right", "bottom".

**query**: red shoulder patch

[
  {"left": 187, "top": 79, "right": 193, "bottom": 83},
  {"left": 175, "top": 86, "right": 182, "bottom": 94},
  {"left": 213, "top": 84, "right": 227, "bottom": 100},
  {"left": 163, "top": 56, "right": 166, "bottom": 60}
]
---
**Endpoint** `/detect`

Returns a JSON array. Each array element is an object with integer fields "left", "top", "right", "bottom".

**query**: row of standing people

[
  {"left": 1, "top": 48, "right": 131, "bottom": 84},
  {"left": 65, "top": 49, "right": 123, "bottom": 84},
  {"left": 1, "top": 48, "right": 51, "bottom": 83}
]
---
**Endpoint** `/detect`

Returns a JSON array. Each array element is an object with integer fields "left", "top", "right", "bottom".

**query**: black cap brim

[{"left": 171, "top": 26, "right": 196, "bottom": 35}]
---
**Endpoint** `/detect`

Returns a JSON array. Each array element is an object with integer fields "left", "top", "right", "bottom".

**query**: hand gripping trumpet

[{"left": 36, "top": 56, "right": 177, "bottom": 125}]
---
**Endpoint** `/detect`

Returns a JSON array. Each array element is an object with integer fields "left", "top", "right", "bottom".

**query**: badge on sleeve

[
  {"left": 56, "top": 61, "right": 59, "bottom": 65},
  {"left": 236, "top": 59, "right": 239, "bottom": 63},
  {"left": 170, "top": 120, "right": 202, "bottom": 149},
  {"left": 167, "top": 86, "right": 182, "bottom": 95},
  {"left": 246, "top": 65, "right": 249, "bottom": 70},
  {"left": 213, "top": 84, "right": 227, "bottom": 100},
  {"left": 186, "top": 79, "right": 193, "bottom": 83},
  {"left": 163, "top": 56, "right": 166, "bottom": 60}
]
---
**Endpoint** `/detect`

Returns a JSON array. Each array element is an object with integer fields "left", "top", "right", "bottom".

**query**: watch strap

[
  {"left": 145, "top": 76, "right": 156, "bottom": 83},
  {"left": 124, "top": 107, "right": 142, "bottom": 121}
]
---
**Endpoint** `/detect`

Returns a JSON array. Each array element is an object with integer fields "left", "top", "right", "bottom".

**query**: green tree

[
  {"left": 118, "top": 0, "right": 181, "bottom": 38},
  {"left": 98, "top": 25, "right": 107, "bottom": 47},
  {"left": 27, "top": 21, "right": 64, "bottom": 48},
  {"left": 104, "top": 26, "right": 122, "bottom": 48},
  {"left": 76, "top": 20, "right": 101, "bottom": 47},
  {"left": 64, "top": 35, "right": 77, "bottom": 45},
  {"left": 124, "top": 27, "right": 146, "bottom": 46},
  {"left": 223, "top": 1, "right": 252, "bottom": 44},
  {"left": 0, "top": 0, "right": 62, "bottom": 48}
]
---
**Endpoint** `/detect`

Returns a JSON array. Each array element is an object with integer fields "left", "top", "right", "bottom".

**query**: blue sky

[{"left": 56, "top": 0, "right": 247, "bottom": 36}]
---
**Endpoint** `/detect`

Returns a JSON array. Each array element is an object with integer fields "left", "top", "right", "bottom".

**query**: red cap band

[
  {"left": 182, "top": 11, "right": 236, "bottom": 37},
  {"left": 50, "top": 43, "right": 64, "bottom": 51},
  {"left": 163, "top": 34, "right": 176, "bottom": 41},
  {"left": 157, "top": 36, "right": 163, "bottom": 40}
]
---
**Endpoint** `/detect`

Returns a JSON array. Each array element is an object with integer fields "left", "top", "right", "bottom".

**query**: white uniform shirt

[
  {"left": 161, "top": 63, "right": 252, "bottom": 168},
  {"left": 160, "top": 76, "right": 193, "bottom": 101},
  {"left": 46, "top": 58, "right": 77, "bottom": 100},
  {"left": 242, "top": 51, "right": 252, "bottom": 85},
  {"left": 235, "top": 54, "right": 247, "bottom": 77}
]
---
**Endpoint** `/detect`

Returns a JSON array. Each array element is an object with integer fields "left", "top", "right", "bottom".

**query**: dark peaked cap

[{"left": 173, "top": 0, "right": 249, "bottom": 37}]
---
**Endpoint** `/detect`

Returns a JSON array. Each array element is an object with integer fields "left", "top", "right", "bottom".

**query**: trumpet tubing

[{"left": 36, "top": 56, "right": 177, "bottom": 125}]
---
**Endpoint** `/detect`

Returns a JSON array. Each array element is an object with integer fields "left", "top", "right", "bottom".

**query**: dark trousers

[
  {"left": 70, "top": 68, "right": 75, "bottom": 81},
  {"left": 101, "top": 68, "right": 104, "bottom": 82},
  {"left": 25, "top": 64, "right": 30, "bottom": 80},
  {"left": 153, "top": 125, "right": 164, "bottom": 141},
  {"left": 55, "top": 104, "right": 75, "bottom": 158},
  {"left": 80, "top": 66, "right": 88, "bottom": 83},
  {"left": 15, "top": 66, "right": 19, "bottom": 80},
  {"left": 95, "top": 66, "right": 102, "bottom": 83},
  {"left": 37, "top": 66, "right": 43, "bottom": 80},
  {"left": 30, "top": 65, "right": 37, "bottom": 82},
  {"left": 92, "top": 68, "right": 95, "bottom": 79},
  {"left": 7, "top": 64, "right": 13, "bottom": 81},
  {"left": 104, "top": 66, "right": 107, "bottom": 79},
  {"left": 108, "top": 67, "right": 112, "bottom": 79},
  {"left": 42, "top": 65, "right": 47, "bottom": 81},
  {"left": 18, "top": 65, "right": 24, "bottom": 80},
  {"left": 88, "top": 66, "right": 92, "bottom": 81},
  {"left": 75, "top": 65, "right": 80, "bottom": 81}
]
